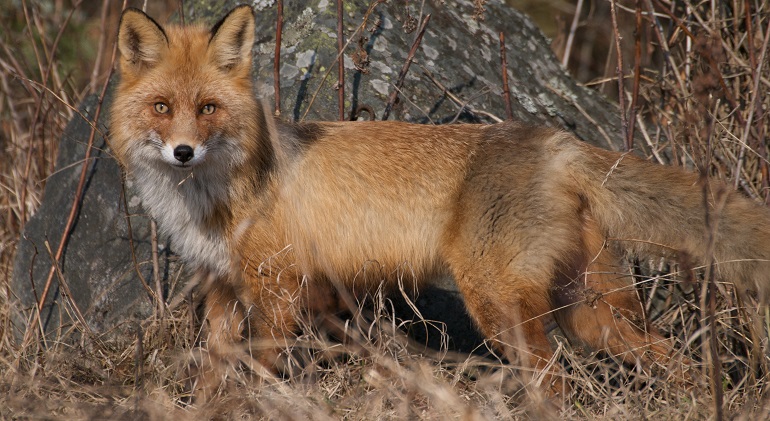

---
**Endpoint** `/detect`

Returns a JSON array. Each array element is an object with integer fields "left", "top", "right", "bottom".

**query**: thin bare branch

[
  {"left": 382, "top": 14, "right": 431, "bottom": 121},
  {"left": 561, "top": 0, "right": 584, "bottom": 68},
  {"left": 498, "top": 32, "right": 513, "bottom": 120},
  {"left": 337, "top": 0, "right": 345, "bottom": 121},
  {"left": 274, "top": 0, "right": 283, "bottom": 117},
  {"left": 609, "top": 0, "right": 629, "bottom": 150}
]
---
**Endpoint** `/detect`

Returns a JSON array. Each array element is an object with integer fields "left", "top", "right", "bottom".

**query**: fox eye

[
  {"left": 201, "top": 104, "right": 216, "bottom": 115},
  {"left": 154, "top": 102, "right": 169, "bottom": 114}
]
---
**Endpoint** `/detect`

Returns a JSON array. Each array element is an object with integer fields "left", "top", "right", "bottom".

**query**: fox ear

[
  {"left": 208, "top": 5, "right": 256, "bottom": 72},
  {"left": 117, "top": 8, "right": 168, "bottom": 72}
]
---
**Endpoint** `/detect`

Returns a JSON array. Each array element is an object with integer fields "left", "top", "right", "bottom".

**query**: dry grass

[{"left": 2, "top": 1, "right": 770, "bottom": 419}]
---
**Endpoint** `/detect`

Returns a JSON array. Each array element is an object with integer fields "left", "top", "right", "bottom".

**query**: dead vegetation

[{"left": 2, "top": 0, "right": 770, "bottom": 419}]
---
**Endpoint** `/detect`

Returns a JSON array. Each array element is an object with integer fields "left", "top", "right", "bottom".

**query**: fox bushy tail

[{"left": 571, "top": 143, "right": 770, "bottom": 302}]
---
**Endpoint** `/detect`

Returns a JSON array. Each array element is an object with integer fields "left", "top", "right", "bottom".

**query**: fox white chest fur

[
  {"left": 126, "top": 147, "right": 233, "bottom": 276},
  {"left": 121, "top": 126, "right": 250, "bottom": 277}
]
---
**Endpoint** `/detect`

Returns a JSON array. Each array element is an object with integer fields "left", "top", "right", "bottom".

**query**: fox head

[{"left": 110, "top": 5, "right": 262, "bottom": 173}]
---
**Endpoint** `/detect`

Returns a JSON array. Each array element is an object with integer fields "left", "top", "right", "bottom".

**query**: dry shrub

[
  {"left": 1, "top": 5, "right": 89, "bottom": 417},
  {"left": 555, "top": 0, "right": 770, "bottom": 418},
  {"left": 2, "top": 1, "right": 770, "bottom": 420}
]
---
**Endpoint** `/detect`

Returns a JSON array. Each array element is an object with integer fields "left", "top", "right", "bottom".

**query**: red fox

[{"left": 111, "top": 6, "right": 770, "bottom": 396}]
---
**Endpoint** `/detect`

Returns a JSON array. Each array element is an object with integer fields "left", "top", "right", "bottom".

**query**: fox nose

[{"left": 173, "top": 145, "right": 194, "bottom": 163}]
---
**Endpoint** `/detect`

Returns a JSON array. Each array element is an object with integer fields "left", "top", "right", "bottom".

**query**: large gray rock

[
  {"left": 12, "top": 0, "right": 628, "bottom": 350},
  {"left": 245, "top": 0, "right": 626, "bottom": 149}
]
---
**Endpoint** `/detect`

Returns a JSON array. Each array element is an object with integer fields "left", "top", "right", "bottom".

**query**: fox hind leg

[
  {"left": 552, "top": 252, "right": 678, "bottom": 368},
  {"left": 552, "top": 214, "right": 693, "bottom": 386}
]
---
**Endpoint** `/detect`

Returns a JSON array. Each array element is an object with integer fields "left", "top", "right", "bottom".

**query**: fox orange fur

[{"left": 111, "top": 6, "right": 770, "bottom": 396}]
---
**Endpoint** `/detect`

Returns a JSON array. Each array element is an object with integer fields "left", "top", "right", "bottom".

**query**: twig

[
  {"left": 498, "top": 32, "right": 512, "bottom": 120},
  {"left": 561, "top": 0, "right": 583, "bottom": 68},
  {"left": 388, "top": 84, "right": 435, "bottom": 124},
  {"left": 337, "top": 0, "right": 345, "bottom": 121},
  {"left": 188, "top": 288, "right": 195, "bottom": 346},
  {"left": 420, "top": 65, "right": 502, "bottom": 123},
  {"left": 744, "top": 1, "right": 757, "bottom": 72},
  {"left": 699, "top": 106, "right": 724, "bottom": 421},
  {"left": 88, "top": 0, "right": 110, "bottom": 94},
  {"left": 448, "top": 86, "right": 494, "bottom": 124},
  {"left": 609, "top": 0, "right": 629, "bottom": 150},
  {"left": 134, "top": 321, "right": 144, "bottom": 396},
  {"left": 300, "top": 0, "right": 385, "bottom": 121},
  {"left": 19, "top": 0, "right": 44, "bottom": 85},
  {"left": 632, "top": 105, "right": 666, "bottom": 165},
  {"left": 644, "top": 0, "right": 687, "bottom": 94},
  {"left": 350, "top": 104, "right": 375, "bottom": 120},
  {"left": 273, "top": 0, "right": 283, "bottom": 117},
  {"left": 382, "top": 14, "right": 431, "bottom": 121},
  {"left": 178, "top": 0, "right": 185, "bottom": 25},
  {"left": 626, "top": 0, "right": 643, "bottom": 150},
  {"left": 151, "top": 219, "right": 164, "bottom": 318}
]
